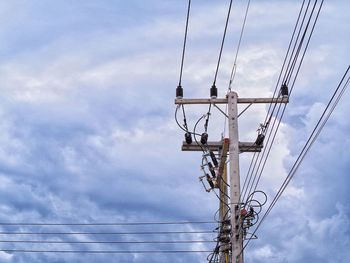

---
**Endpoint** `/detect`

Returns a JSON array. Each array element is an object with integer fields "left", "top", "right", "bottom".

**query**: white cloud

[
  {"left": 0, "top": 252, "right": 13, "bottom": 262},
  {"left": 0, "top": 1, "right": 348, "bottom": 262}
]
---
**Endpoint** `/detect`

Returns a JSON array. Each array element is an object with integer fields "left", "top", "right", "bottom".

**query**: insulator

[
  {"left": 209, "top": 151, "right": 218, "bottom": 167},
  {"left": 210, "top": 84, "right": 217, "bottom": 98},
  {"left": 176, "top": 85, "right": 183, "bottom": 98},
  {"left": 200, "top": 132, "right": 208, "bottom": 145},
  {"left": 255, "top": 134, "right": 265, "bottom": 146},
  {"left": 184, "top": 132, "right": 192, "bottom": 144},
  {"left": 207, "top": 162, "right": 216, "bottom": 178},
  {"left": 206, "top": 174, "right": 215, "bottom": 189},
  {"left": 281, "top": 83, "right": 289, "bottom": 97}
]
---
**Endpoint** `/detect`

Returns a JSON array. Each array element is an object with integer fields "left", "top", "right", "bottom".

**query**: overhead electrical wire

[
  {"left": 0, "top": 230, "right": 216, "bottom": 235},
  {"left": 205, "top": 3, "right": 249, "bottom": 259},
  {"left": 241, "top": 0, "right": 311, "bottom": 201},
  {"left": 223, "top": 0, "right": 252, "bottom": 138},
  {"left": 0, "top": 249, "right": 214, "bottom": 254},
  {"left": 0, "top": 240, "right": 216, "bottom": 244},
  {"left": 240, "top": 0, "right": 309, "bottom": 202},
  {"left": 206, "top": 0, "right": 234, "bottom": 148},
  {"left": 178, "top": 0, "right": 191, "bottom": 88},
  {"left": 261, "top": 0, "right": 308, "bottom": 127},
  {"left": 175, "top": 104, "right": 200, "bottom": 135},
  {"left": 228, "top": 0, "right": 251, "bottom": 91},
  {"left": 282, "top": 1, "right": 315, "bottom": 86},
  {"left": 260, "top": 65, "right": 350, "bottom": 229},
  {"left": 246, "top": 0, "right": 324, "bottom": 201},
  {"left": 264, "top": 0, "right": 321, "bottom": 130},
  {"left": 0, "top": 221, "right": 217, "bottom": 226},
  {"left": 242, "top": 64, "right": 350, "bottom": 253},
  {"left": 172, "top": 1, "right": 329, "bottom": 261},
  {"left": 241, "top": 0, "right": 324, "bottom": 203},
  {"left": 213, "top": 0, "right": 233, "bottom": 87},
  {"left": 193, "top": 114, "right": 209, "bottom": 153},
  {"left": 237, "top": 1, "right": 324, "bottom": 244},
  {"left": 175, "top": 0, "right": 192, "bottom": 145}
]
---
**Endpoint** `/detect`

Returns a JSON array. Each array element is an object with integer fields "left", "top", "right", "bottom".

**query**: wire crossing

[
  {"left": 241, "top": 0, "right": 324, "bottom": 204},
  {"left": 242, "top": 64, "right": 350, "bottom": 252},
  {"left": 173, "top": 0, "right": 338, "bottom": 262}
]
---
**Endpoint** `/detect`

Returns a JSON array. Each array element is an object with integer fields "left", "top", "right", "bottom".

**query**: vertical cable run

[
  {"left": 228, "top": 0, "right": 251, "bottom": 91},
  {"left": 212, "top": 0, "right": 233, "bottom": 97},
  {"left": 178, "top": 0, "right": 191, "bottom": 88}
]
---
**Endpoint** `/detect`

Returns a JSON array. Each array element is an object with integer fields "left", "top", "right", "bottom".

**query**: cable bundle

[{"left": 242, "top": 65, "right": 350, "bottom": 252}]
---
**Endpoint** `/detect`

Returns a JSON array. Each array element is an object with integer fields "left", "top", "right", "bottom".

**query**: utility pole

[
  {"left": 227, "top": 91, "right": 243, "bottom": 263},
  {"left": 218, "top": 139, "right": 230, "bottom": 263},
  {"left": 175, "top": 91, "right": 288, "bottom": 263}
]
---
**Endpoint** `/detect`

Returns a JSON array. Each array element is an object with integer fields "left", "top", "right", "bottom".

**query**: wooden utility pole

[{"left": 218, "top": 139, "right": 230, "bottom": 263}]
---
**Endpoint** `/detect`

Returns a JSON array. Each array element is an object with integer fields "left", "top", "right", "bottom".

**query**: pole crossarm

[
  {"left": 175, "top": 96, "right": 288, "bottom": 105},
  {"left": 181, "top": 141, "right": 262, "bottom": 153}
]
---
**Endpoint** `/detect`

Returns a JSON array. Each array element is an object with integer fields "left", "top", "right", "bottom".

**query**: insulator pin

[
  {"left": 185, "top": 132, "right": 192, "bottom": 144},
  {"left": 281, "top": 83, "right": 289, "bottom": 97},
  {"left": 176, "top": 85, "right": 183, "bottom": 98},
  {"left": 255, "top": 134, "right": 265, "bottom": 146},
  {"left": 200, "top": 132, "right": 208, "bottom": 145},
  {"left": 210, "top": 84, "right": 217, "bottom": 98}
]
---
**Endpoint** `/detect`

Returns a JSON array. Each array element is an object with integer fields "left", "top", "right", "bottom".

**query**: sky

[{"left": 0, "top": 0, "right": 349, "bottom": 262}]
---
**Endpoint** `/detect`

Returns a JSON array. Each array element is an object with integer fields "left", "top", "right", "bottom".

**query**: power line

[
  {"left": 228, "top": 0, "right": 251, "bottom": 91},
  {"left": 213, "top": 0, "right": 233, "bottom": 86},
  {"left": 241, "top": 0, "right": 324, "bottom": 203},
  {"left": 240, "top": 0, "right": 309, "bottom": 201},
  {"left": 176, "top": 0, "right": 192, "bottom": 140},
  {"left": 0, "top": 230, "right": 216, "bottom": 235},
  {"left": 0, "top": 221, "right": 217, "bottom": 226},
  {"left": 0, "top": 249, "right": 213, "bottom": 254},
  {"left": 247, "top": 0, "right": 324, "bottom": 199},
  {"left": 282, "top": 0, "right": 313, "bottom": 86},
  {"left": 242, "top": 64, "right": 350, "bottom": 253},
  {"left": 237, "top": 1, "right": 324, "bottom": 246},
  {"left": 178, "top": 0, "right": 191, "bottom": 87},
  {"left": 261, "top": 0, "right": 308, "bottom": 127},
  {"left": 262, "top": 65, "right": 350, "bottom": 224},
  {"left": 0, "top": 240, "right": 216, "bottom": 244}
]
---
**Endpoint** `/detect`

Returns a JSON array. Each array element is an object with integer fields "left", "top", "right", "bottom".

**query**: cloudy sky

[{"left": 0, "top": 0, "right": 349, "bottom": 262}]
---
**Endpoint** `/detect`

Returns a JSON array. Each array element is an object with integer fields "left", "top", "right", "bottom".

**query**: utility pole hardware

[{"left": 175, "top": 92, "right": 288, "bottom": 263}]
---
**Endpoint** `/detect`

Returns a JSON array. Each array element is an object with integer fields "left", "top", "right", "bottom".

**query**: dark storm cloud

[{"left": 0, "top": 0, "right": 348, "bottom": 262}]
